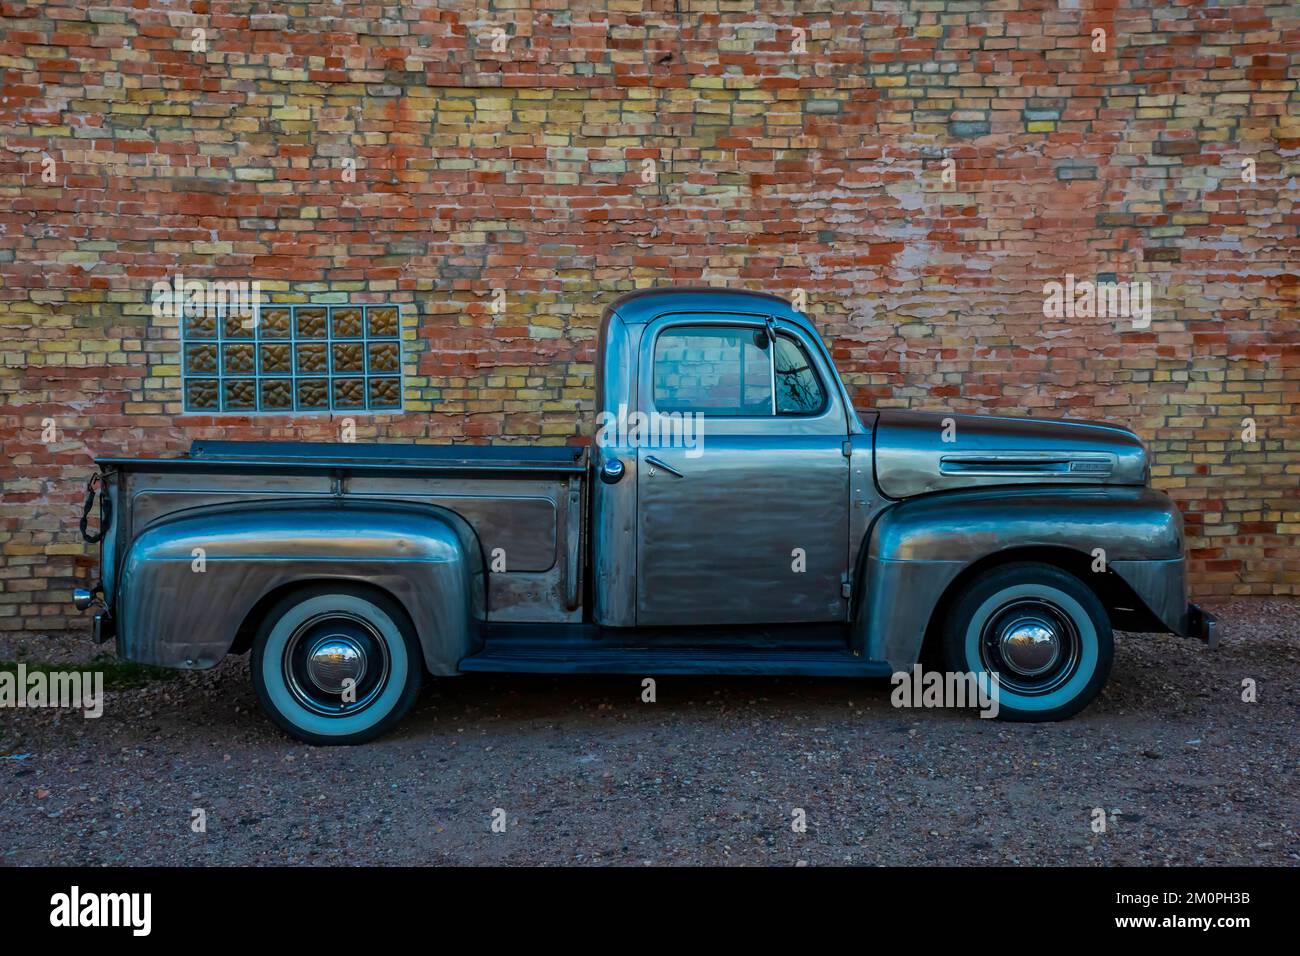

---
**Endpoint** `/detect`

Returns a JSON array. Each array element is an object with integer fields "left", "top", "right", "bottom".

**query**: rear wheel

[
  {"left": 251, "top": 585, "right": 422, "bottom": 745},
  {"left": 941, "top": 563, "right": 1113, "bottom": 721}
]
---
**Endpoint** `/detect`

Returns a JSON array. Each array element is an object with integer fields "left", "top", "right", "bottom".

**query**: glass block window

[{"left": 180, "top": 304, "right": 404, "bottom": 413}]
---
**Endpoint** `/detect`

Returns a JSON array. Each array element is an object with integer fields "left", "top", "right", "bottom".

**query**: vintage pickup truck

[{"left": 73, "top": 288, "right": 1216, "bottom": 743}]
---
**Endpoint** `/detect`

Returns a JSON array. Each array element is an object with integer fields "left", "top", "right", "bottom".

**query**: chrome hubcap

[
  {"left": 305, "top": 635, "right": 367, "bottom": 694},
  {"left": 998, "top": 619, "right": 1060, "bottom": 677},
  {"left": 979, "top": 597, "right": 1082, "bottom": 695},
  {"left": 283, "top": 612, "right": 390, "bottom": 716}
]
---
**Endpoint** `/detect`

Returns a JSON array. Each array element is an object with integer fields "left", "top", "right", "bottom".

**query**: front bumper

[
  {"left": 1186, "top": 603, "right": 1219, "bottom": 650},
  {"left": 1110, "top": 559, "right": 1219, "bottom": 649}
]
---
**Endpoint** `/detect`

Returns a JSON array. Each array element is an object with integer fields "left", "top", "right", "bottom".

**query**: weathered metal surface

[
  {"left": 112, "top": 464, "right": 576, "bottom": 621},
  {"left": 857, "top": 485, "right": 1189, "bottom": 668},
  {"left": 1111, "top": 558, "right": 1189, "bottom": 635},
  {"left": 846, "top": 424, "right": 886, "bottom": 604},
  {"left": 117, "top": 503, "right": 483, "bottom": 675},
  {"left": 873, "top": 409, "right": 1148, "bottom": 499},
  {"left": 133, "top": 439, "right": 587, "bottom": 474},
  {"left": 632, "top": 308, "right": 851, "bottom": 625},
  {"left": 591, "top": 307, "right": 638, "bottom": 627},
  {"left": 635, "top": 433, "right": 849, "bottom": 624}
]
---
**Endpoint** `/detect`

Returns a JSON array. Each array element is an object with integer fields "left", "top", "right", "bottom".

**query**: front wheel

[
  {"left": 941, "top": 563, "right": 1113, "bottom": 722},
  {"left": 251, "top": 585, "right": 423, "bottom": 745}
]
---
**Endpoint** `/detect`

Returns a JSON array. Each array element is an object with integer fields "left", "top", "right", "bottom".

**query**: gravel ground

[{"left": 1, "top": 599, "right": 1296, "bottom": 866}]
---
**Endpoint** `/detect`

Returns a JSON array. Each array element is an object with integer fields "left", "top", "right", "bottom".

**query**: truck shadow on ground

[
  {"left": 381, "top": 618, "right": 1272, "bottom": 743},
  {"left": 149, "top": 621, "right": 1263, "bottom": 747},
  {"left": 14, "top": 604, "right": 1281, "bottom": 750}
]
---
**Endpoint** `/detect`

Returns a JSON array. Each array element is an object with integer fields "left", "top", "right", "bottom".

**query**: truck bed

[{"left": 96, "top": 440, "right": 588, "bottom": 625}]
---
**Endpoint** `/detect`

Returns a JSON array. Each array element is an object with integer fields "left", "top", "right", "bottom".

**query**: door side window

[
  {"left": 653, "top": 326, "right": 773, "bottom": 416},
  {"left": 652, "top": 324, "right": 827, "bottom": 417}
]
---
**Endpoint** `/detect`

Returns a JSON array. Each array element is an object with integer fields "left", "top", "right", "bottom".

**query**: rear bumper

[
  {"left": 70, "top": 583, "right": 116, "bottom": 646},
  {"left": 92, "top": 609, "right": 116, "bottom": 646},
  {"left": 1185, "top": 603, "right": 1219, "bottom": 650}
]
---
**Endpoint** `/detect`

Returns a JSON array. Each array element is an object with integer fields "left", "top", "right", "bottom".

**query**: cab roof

[{"left": 607, "top": 286, "right": 795, "bottom": 326}]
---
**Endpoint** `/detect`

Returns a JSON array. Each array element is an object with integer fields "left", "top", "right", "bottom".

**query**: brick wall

[{"left": 1, "top": 1, "right": 1297, "bottom": 631}]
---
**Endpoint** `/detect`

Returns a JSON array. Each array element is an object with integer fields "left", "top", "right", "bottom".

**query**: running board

[{"left": 459, "top": 624, "right": 893, "bottom": 678}]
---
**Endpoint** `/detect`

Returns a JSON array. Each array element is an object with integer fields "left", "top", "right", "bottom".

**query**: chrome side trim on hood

[
  {"left": 939, "top": 453, "right": 1115, "bottom": 478},
  {"left": 872, "top": 409, "right": 1147, "bottom": 499}
]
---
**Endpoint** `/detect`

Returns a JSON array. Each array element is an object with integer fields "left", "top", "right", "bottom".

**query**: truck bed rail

[{"left": 96, "top": 441, "right": 589, "bottom": 477}]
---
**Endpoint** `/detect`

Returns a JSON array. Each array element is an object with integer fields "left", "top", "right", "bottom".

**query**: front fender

[
  {"left": 855, "top": 485, "right": 1186, "bottom": 669},
  {"left": 116, "top": 501, "right": 485, "bottom": 676}
]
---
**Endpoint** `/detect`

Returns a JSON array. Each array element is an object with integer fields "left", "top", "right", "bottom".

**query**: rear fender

[{"left": 116, "top": 502, "right": 485, "bottom": 675}]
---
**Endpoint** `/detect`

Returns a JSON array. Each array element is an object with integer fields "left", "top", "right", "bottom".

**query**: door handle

[{"left": 644, "top": 455, "right": 684, "bottom": 478}]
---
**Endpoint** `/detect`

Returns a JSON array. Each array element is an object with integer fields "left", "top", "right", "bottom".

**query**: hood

[{"left": 870, "top": 409, "right": 1148, "bottom": 499}]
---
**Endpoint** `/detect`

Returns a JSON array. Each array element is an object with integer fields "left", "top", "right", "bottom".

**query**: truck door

[{"left": 634, "top": 313, "right": 851, "bottom": 626}]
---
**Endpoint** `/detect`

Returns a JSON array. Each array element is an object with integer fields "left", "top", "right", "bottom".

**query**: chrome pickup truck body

[{"left": 76, "top": 288, "right": 1216, "bottom": 742}]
